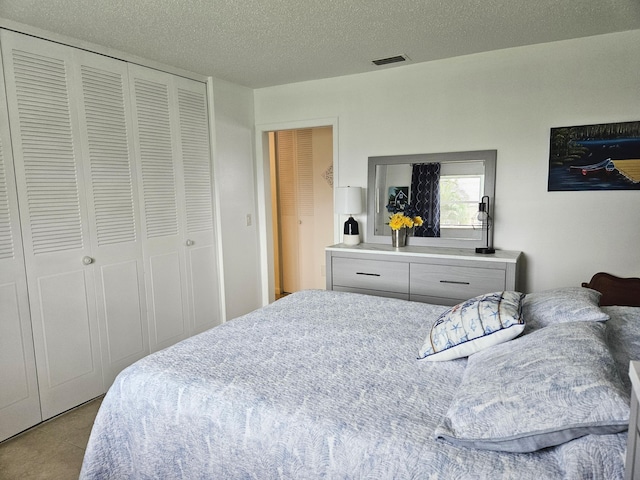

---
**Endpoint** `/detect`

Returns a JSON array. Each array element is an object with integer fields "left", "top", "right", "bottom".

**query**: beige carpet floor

[{"left": 0, "top": 396, "right": 102, "bottom": 480}]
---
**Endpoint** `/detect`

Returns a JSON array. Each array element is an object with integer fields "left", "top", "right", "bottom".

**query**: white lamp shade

[{"left": 335, "top": 187, "right": 362, "bottom": 215}]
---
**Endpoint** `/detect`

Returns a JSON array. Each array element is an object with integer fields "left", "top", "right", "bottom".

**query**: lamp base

[
  {"left": 475, "top": 247, "right": 495, "bottom": 254},
  {"left": 343, "top": 234, "right": 360, "bottom": 246},
  {"left": 342, "top": 217, "right": 360, "bottom": 245}
]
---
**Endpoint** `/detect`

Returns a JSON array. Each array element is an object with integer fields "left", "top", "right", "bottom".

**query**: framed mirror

[{"left": 366, "top": 150, "right": 496, "bottom": 249}]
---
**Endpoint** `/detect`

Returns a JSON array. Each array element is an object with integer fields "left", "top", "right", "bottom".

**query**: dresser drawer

[
  {"left": 332, "top": 257, "right": 409, "bottom": 294},
  {"left": 333, "top": 285, "right": 409, "bottom": 301},
  {"left": 410, "top": 264, "right": 505, "bottom": 300}
]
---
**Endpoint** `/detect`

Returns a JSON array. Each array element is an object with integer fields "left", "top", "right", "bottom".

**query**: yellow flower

[
  {"left": 389, "top": 212, "right": 423, "bottom": 230},
  {"left": 388, "top": 213, "right": 406, "bottom": 230}
]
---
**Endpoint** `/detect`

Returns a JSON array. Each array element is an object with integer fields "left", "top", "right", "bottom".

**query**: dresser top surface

[{"left": 326, "top": 243, "right": 522, "bottom": 263}]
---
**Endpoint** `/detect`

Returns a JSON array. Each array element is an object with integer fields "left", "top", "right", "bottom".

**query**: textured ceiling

[{"left": 1, "top": 0, "right": 639, "bottom": 88}]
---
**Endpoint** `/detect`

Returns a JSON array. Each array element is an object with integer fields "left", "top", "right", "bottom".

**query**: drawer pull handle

[
  {"left": 356, "top": 272, "right": 381, "bottom": 277},
  {"left": 440, "top": 280, "right": 470, "bottom": 285}
]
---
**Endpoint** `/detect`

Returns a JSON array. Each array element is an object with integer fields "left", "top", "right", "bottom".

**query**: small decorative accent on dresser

[
  {"left": 475, "top": 195, "right": 495, "bottom": 254},
  {"left": 335, "top": 186, "right": 363, "bottom": 245},
  {"left": 391, "top": 228, "right": 407, "bottom": 248},
  {"left": 387, "top": 202, "right": 423, "bottom": 248}
]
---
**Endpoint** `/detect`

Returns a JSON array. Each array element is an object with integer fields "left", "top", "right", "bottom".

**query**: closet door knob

[
  {"left": 185, "top": 239, "right": 194, "bottom": 247},
  {"left": 82, "top": 256, "right": 94, "bottom": 265}
]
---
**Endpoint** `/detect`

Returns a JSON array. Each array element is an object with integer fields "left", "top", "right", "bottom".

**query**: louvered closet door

[
  {"left": 173, "top": 77, "right": 220, "bottom": 334},
  {"left": 0, "top": 31, "right": 103, "bottom": 419},
  {"left": 276, "top": 129, "right": 314, "bottom": 293},
  {"left": 128, "top": 65, "right": 189, "bottom": 351},
  {"left": 73, "top": 50, "right": 148, "bottom": 387},
  {"left": 276, "top": 130, "right": 300, "bottom": 293},
  {"left": 293, "top": 130, "right": 315, "bottom": 290},
  {"left": 0, "top": 45, "right": 42, "bottom": 441}
]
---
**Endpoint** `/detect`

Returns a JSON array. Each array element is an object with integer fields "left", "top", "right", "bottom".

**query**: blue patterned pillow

[
  {"left": 434, "top": 321, "right": 629, "bottom": 453},
  {"left": 418, "top": 291, "right": 525, "bottom": 361}
]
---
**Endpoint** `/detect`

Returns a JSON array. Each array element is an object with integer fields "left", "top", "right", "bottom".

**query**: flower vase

[{"left": 391, "top": 229, "right": 407, "bottom": 248}]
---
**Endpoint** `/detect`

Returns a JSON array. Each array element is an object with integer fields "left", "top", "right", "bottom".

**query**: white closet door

[
  {"left": 128, "top": 65, "right": 189, "bottom": 352},
  {"left": 0, "top": 45, "right": 42, "bottom": 441},
  {"left": 174, "top": 77, "right": 220, "bottom": 334},
  {"left": 73, "top": 50, "right": 148, "bottom": 387},
  {"left": 1, "top": 31, "right": 103, "bottom": 419}
]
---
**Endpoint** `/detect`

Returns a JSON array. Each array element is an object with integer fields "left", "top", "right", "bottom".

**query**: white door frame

[{"left": 255, "top": 117, "right": 339, "bottom": 306}]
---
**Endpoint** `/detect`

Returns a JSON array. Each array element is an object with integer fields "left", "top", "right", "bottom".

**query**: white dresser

[{"left": 325, "top": 243, "right": 522, "bottom": 306}]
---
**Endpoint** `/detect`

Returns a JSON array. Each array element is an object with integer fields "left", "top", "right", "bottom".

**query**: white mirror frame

[{"left": 366, "top": 150, "right": 497, "bottom": 249}]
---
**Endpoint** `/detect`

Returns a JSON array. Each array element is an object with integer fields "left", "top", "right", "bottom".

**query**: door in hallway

[{"left": 273, "top": 127, "right": 333, "bottom": 294}]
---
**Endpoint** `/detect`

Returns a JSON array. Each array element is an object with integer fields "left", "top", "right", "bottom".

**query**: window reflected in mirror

[{"left": 439, "top": 164, "right": 484, "bottom": 231}]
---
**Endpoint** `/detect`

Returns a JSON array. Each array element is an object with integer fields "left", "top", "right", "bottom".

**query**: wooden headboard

[{"left": 582, "top": 272, "right": 640, "bottom": 307}]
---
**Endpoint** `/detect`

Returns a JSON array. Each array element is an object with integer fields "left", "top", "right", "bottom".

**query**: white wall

[
  {"left": 253, "top": 30, "right": 640, "bottom": 293},
  {"left": 211, "top": 78, "right": 262, "bottom": 319}
]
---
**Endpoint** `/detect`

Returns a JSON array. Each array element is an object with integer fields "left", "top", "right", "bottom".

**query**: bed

[{"left": 80, "top": 273, "right": 640, "bottom": 479}]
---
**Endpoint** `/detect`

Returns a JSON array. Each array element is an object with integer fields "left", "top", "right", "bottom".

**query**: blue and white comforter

[{"left": 80, "top": 290, "right": 638, "bottom": 479}]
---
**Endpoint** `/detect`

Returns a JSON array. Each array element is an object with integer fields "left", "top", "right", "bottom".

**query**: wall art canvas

[
  {"left": 548, "top": 120, "right": 640, "bottom": 191},
  {"left": 387, "top": 186, "right": 409, "bottom": 210}
]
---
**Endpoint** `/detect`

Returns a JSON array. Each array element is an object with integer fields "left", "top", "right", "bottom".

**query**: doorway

[{"left": 269, "top": 127, "right": 334, "bottom": 298}]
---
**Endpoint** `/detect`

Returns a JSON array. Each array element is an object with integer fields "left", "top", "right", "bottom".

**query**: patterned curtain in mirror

[{"left": 410, "top": 163, "right": 441, "bottom": 237}]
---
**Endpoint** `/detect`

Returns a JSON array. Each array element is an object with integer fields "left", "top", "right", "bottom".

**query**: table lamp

[
  {"left": 475, "top": 195, "right": 495, "bottom": 254},
  {"left": 335, "top": 186, "right": 362, "bottom": 245}
]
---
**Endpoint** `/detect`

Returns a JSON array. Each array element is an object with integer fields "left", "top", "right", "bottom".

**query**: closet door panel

[
  {"left": 98, "top": 260, "right": 144, "bottom": 363},
  {"left": 187, "top": 245, "right": 217, "bottom": 331},
  {"left": 0, "top": 281, "right": 41, "bottom": 440},
  {"left": 275, "top": 129, "right": 315, "bottom": 292},
  {"left": 1, "top": 30, "right": 103, "bottom": 419},
  {"left": 294, "top": 129, "right": 315, "bottom": 290},
  {"left": 149, "top": 251, "right": 185, "bottom": 344},
  {"left": 276, "top": 130, "right": 300, "bottom": 293},
  {"left": 128, "top": 65, "right": 188, "bottom": 351},
  {"left": 37, "top": 270, "right": 95, "bottom": 386},
  {"left": 0, "top": 43, "right": 41, "bottom": 440},
  {"left": 74, "top": 51, "right": 148, "bottom": 387},
  {"left": 175, "top": 78, "right": 220, "bottom": 333}
]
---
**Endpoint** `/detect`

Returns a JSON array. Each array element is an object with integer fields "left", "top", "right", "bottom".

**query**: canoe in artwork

[{"left": 569, "top": 158, "right": 615, "bottom": 175}]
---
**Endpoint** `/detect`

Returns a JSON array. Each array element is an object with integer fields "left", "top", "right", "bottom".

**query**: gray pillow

[
  {"left": 434, "top": 321, "right": 629, "bottom": 453},
  {"left": 522, "top": 287, "right": 609, "bottom": 329}
]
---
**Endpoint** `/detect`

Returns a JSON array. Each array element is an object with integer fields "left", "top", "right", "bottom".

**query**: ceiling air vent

[{"left": 372, "top": 54, "right": 409, "bottom": 66}]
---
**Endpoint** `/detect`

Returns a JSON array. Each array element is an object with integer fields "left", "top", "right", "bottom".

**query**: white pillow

[{"left": 418, "top": 291, "right": 524, "bottom": 361}]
